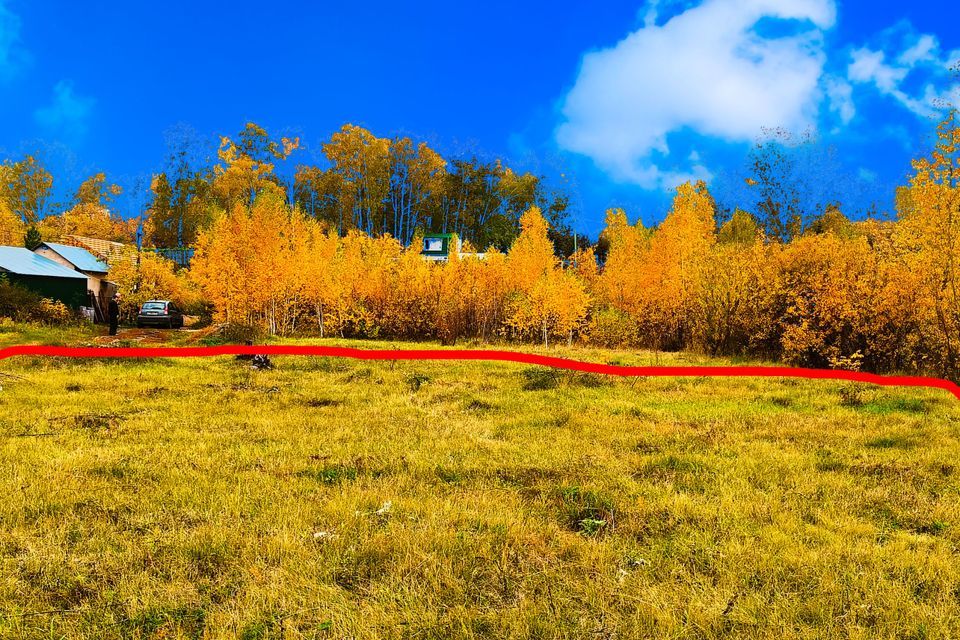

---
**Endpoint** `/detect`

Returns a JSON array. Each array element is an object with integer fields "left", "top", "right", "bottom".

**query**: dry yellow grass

[{"left": 0, "top": 327, "right": 958, "bottom": 638}]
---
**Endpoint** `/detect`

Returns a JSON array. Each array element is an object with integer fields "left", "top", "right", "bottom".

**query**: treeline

[
  {"left": 0, "top": 123, "right": 574, "bottom": 254},
  {"left": 147, "top": 123, "right": 573, "bottom": 253},
  {"left": 177, "top": 112, "right": 960, "bottom": 381}
]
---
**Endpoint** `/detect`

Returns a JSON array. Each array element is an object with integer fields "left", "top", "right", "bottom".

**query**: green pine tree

[{"left": 24, "top": 226, "right": 42, "bottom": 250}]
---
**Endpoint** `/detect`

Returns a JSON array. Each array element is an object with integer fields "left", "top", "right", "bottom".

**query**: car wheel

[{"left": 136, "top": 322, "right": 143, "bottom": 328}]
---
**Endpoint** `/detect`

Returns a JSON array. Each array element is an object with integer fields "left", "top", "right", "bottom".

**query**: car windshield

[{"left": 142, "top": 302, "right": 167, "bottom": 311}]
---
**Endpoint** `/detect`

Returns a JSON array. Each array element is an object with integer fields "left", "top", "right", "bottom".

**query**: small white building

[{"left": 420, "top": 233, "right": 486, "bottom": 262}]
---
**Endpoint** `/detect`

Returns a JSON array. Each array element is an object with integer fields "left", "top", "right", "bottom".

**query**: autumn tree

[
  {"left": 74, "top": 172, "right": 122, "bottom": 207},
  {"left": 643, "top": 181, "right": 717, "bottom": 349},
  {"left": 595, "top": 208, "right": 651, "bottom": 317},
  {"left": 0, "top": 155, "right": 53, "bottom": 224},
  {"left": 291, "top": 125, "right": 570, "bottom": 250},
  {"left": 387, "top": 137, "right": 446, "bottom": 245},
  {"left": 294, "top": 165, "right": 351, "bottom": 233},
  {"left": 0, "top": 199, "right": 25, "bottom": 246},
  {"left": 192, "top": 193, "right": 319, "bottom": 335},
  {"left": 894, "top": 109, "right": 960, "bottom": 376},
  {"left": 505, "top": 206, "right": 588, "bottom": 345},
  {"left": 322, "top": 124, "right": 391, "bottom": 235},
  {"left": 38, "top": 203, "right": 137, "bottom": 243},
  {"left": 807, "top": 204, "right": 854, "bottom": 237},
  {"left": 211, "top": 123, "right": 298, "bottom": 211},
  {"left": 776, "top": 233, "right": 876, "bottom": 368},
  {"left": 745, "top": 129, "right": 807, "bottom": 241},
  {"left": 298, "top": 223, "right": 342, "bottom": 336},
  {"left": 717, "top": 209, "right": 760, "bottom": 244},
  {"left": 145, "top": 127, "right": 217, "bottom": 248}
]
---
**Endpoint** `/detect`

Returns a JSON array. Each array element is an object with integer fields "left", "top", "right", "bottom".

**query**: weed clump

[
  {"left": 121, "top": 606, "right": 207, "bottom": 639},
  {"left": 521, "top": 368, "right": 558, "bottom": 391},
  {"left": 71, "top": 412, "right": 124, "bottom": 431},
  {"left": 465, "top": 398, "right": 494, "bottom": 412},
  {"left": 202, "top": 323, "right": 263, "bottom": 346},
  {"left": 434, "top": 464, "right": 468, "bottom": 485},
  {"left": 554, "top": 486, "right": 616, "bottom": 536},
  {"left": 302, "top": 397, "right": 343, "bottom": 408},
  {"left": 861, "top": 397, "right": 928, "bottom": 415},
  {"left": 298, "top": 463, "right": 360, "bottom": 485},
  {"left": 866, "top": 435, "right": 915, "bottom": 450},
  {"left": 406, "top": 373, "right": 430, "bottom": 392},
  {"left": 839, "top": 384, "right": 865, "bottom": 407}
]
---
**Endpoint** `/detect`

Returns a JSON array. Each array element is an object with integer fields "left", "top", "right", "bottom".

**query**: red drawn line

[{"left": 1, "top": 344, "right": 958, "bottom": 400}]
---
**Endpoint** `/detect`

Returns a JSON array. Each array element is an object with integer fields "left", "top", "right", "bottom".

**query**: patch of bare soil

[
  {"left": 181, "top": 324, "right": 225, "bottom": 345},
  {"left": 91, "top": 328, "right": 173, "bottom": 346}
]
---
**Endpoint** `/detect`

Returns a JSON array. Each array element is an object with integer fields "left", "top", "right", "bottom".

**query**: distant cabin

[
  {"left": 420, "top": 233, "right": 486, "bottom": 262},
  {"left": 34, "top": 242, "right": 117, "bottom": 321},
  {"left": 0, "top": 246, "right": 88, "bottom": 308}
]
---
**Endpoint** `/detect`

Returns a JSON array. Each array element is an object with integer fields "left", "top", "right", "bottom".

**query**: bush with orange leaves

[
  {"left": 891, "top": 111, "right": 960, "bottom": 377},
  {"left": 594, "top": 182, "right": 715, "bottom": 351},
  {"left": 774, "top": 233, "right": 877, "bottom": 368},
  {"left": 503, "top": 207, "right": 589, "bottom": 346}
]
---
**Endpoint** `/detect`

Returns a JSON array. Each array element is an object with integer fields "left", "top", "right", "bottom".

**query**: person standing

[{"left": 108, "top": 293, "right": 121, "bottom": 336}]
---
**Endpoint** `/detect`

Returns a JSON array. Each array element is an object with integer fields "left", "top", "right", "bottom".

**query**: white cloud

[
  {"left": 825, "top": 76, "right": 855, "bottom": 125},
  {"left": 848, "top": 48, "right": 907, "bottom": 92},
  {"left": 847, "top": 32, "right": 958, "bottom": 117},
  {"left": 642, "top": 0, "right": 660, "bottom": 27},
  {"left": 556, "top": 0, "right": 837, "bottom": 189},
  {"left": 0, "top": 0, "right": 29, "bottom": 81},
  {"left": 34, "top": 81, "right": 96, "bottom": 142},
  {"left": 898, "top": 34, "right": 938, "bottom": 66}
]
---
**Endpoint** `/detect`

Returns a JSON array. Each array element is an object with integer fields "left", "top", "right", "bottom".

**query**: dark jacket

[{"left": 108, "top": 299, "right": 120, "bottom": 321}]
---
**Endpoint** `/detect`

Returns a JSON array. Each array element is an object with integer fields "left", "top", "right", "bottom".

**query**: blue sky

[{"left": 0, "top": 0, "right": 957, "bottom": 238}]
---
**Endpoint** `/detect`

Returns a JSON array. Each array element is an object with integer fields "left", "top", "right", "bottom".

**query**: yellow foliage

[
  {"left": 0, "top": 200, "right": 25, "bottom": 246},
  {"left": 38, "top": 203, "right": 137, "bottom": 243},
  {"left": 505, "top": 207, "right": 589, "bottom": 345},
  {"left": 893, "top": 110, "right": 960, "bottom": 375},
  {"left": 172, "top": 111, "right": 960, "bottom": 380}
]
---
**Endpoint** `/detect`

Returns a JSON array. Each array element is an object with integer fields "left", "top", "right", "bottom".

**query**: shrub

[
  {"left": 584, "top": 307, "right": 638, "bottom": 348},
  {"left": 220, "top": 323, "right": 264, "bottom": 345},
  {"left": 35, "top": 299, "right": 75, "bottom": 325},
  {"left": 0, "top": 277, "right": 78, "bottom": 325}
]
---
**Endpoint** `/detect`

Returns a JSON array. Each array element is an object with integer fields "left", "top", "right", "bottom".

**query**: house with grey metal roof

[
  {"left": 0, "top": 246, "right": 88, "bottom": 308},
  {"left": 35, "top": 242, "right": 109, "bottom": 275},
  {"left": 34, "top": 242, "right": 117, "bottom": 321}
]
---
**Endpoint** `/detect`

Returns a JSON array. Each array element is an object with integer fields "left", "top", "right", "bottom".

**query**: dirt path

[
  {"left": 91, "top": 328, "right": 178, "bottom": 346},
  {"left": 88, "top": 318, "right": 224, "bottom": 346}
]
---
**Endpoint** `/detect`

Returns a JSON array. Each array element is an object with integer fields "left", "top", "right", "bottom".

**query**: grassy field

[{"left": 1, "top": 325, "right": 959, "bottom": 638}]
